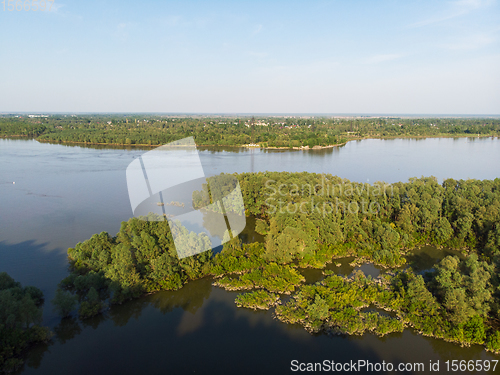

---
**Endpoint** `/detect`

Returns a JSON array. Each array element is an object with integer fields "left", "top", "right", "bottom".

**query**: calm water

[{"left": 1, "top": 138, "right": 499, "bottom": 374}]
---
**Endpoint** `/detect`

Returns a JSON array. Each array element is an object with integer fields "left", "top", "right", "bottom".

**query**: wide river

[{"left": 0, "top": 137, "right": 499, "bottom": 374}]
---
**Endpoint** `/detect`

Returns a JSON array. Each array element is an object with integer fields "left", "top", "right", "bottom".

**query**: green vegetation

[
  {"left": 57, "top": 219, "right": 213, "bottom": 313},
  {"left": 393, "top": 257, "right": 497, "bottom": 348},
  {"left": 0, "top": 273, "right": 52, "bottom": 374},
  {"left": 214, "top": 262, "right": 305, "bottom": 294},
  {"left": 277, "top": 262, "right": 499, "bottom": 349},
  {"left": 55, "top": 172, "right": 500, "bottom": 353},
  {"left": 210, "top": 241, "right": 267, "bottom": 276},
  {"left": 235, "top": 290, "right": 280, "bottom": 310},
  {"left": 239, "top": 172, "right": 500, "bottom": 269},
  {"left": 276, "top": 271, "right": 404, "bottom": 336},
  {"left": 51, "top": 289, "right": 78, "bottom": 318},
  {"left": 1, "top": 115, "right": 499, "bottom": 148}
]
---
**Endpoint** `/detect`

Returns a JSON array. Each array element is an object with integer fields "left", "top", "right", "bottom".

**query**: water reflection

[
  {"left": 22, "top": 268, "right": 499, "bottom": 375},
  {"left": 52, "top": 318, "right": 82, "bottom": 344},
  {"left": 301, "top": 246, "right": 467, "bottom": 287},
  {"left": 149, "top": 277, "right": 213, "bottom": 315},
  {"left": 360, "top": 307, "right": 393, "bottom": 318},
  {"left": 352, "top": 263, "right": 381, "bottom": 278},
  {"left": 3, "top": 138, "right": 500, "bottom": 374},
  {"left": 300, "top": 258, "right": 383, "bottom": 285},
  {"left": 19, "top": 247, "right": 500, "bottom": 375},
  {"left": 405, "top": 246, "right": 465, "bottom": 273}
]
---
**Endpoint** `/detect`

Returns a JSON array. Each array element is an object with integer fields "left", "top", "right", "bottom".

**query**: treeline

[
  {"left": 0, "top": 118, "right": 47, "bottom": 138},
  {"left": 0, "top": 273, "right": 51, "bottom": 374},
  {"left": 1, "top": 115, "right": 499, "bottom": 148},
  {"left": 240, "top": 172, "right": 500, "bottom": 268},
  {"left": 54, "top": 173, "right": 500, "bottom": 352},
  {"left": 59, "top": 220, "right": 213, "bottom": 307}
]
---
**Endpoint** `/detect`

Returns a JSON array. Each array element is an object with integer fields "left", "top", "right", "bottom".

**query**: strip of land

[{"left": 1, "top": 115, "right": 498, "bottom": 149}]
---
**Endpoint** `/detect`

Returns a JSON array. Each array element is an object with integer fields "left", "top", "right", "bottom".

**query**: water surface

[{"left": 1, "top": 138, "right": 499, "bottom": 374}]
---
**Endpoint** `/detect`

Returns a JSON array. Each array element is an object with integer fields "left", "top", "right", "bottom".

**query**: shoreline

[{"left": 15, "top": 133, "right": 499, "bottom": 150}]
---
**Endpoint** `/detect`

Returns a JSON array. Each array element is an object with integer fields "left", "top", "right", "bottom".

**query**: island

[
  {"left": 50, "top": 172, "right": 500, "bottom": 354},
  {"left": 1, "top": 115, "right": 499, "bottom": 149}
]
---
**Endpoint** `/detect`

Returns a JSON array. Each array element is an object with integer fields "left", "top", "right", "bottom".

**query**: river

[{"left": 0, "top": 137, "right": 499, "bottom": 374}]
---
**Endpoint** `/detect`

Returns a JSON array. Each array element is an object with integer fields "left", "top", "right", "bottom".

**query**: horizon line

[{"left": 1, "top": 112, "right": 500, "bottom": 118}]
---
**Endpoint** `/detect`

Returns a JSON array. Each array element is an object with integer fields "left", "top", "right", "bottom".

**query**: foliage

[
  {"left": 237, "top": 172, "right": 500, "bottom": 269},
  {"left": 275, "top": 272, "right": 404, "bottom": 336},
  {"left": 2, "top": 115, "right": 499, "bottom": 148},
  {"left": 215, "top": 263, "right": 305, "bottom": 294},
  {"left": 432, "top": 254, "right": 493, "bottom": 324},
  {"left": 52, "top": 289, "right": 78, "bottom": 318},
  {"left": 210, "top": 239, "right": 266, "bottom": 276},
  {"left": 234, "top": 290, "right": 280, "bottom": 310},
  {"left": 0, "top": 273, "right": 51, "bottom": 374},
  {"left": 486, "top": 330, "right": 500, "bottom": 353},
  {"left": 77, "top": 288, "right": 104, "bottom": 319},
  {"left": 62, "top": 218, "right": 214, "bottom": 309},
  {"left": 56, "top": 172, "right": 500, "bottom": 353}
]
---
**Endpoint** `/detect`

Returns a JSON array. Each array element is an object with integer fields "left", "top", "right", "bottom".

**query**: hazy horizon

[
  {"left": 2, "top": 112, "right": 500, "bottom": 118},
  {"left": 1, "top": 0, "right": 499, "bottom": 114}
]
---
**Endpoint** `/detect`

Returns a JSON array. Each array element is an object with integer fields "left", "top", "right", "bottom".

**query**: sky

[{"left": 0, "top": 0, "right": 499, "bottom": 114}]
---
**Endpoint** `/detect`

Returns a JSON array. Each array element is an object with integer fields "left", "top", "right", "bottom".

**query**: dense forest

[
  {"left": 53, "top": 172, "right": 500, "bottom": 353},
  {"left": 0, "top": 273, "right": 51, "bottom": 374},
  {"left": 1, "top": 115, "right": 499, "bottom": 148}
]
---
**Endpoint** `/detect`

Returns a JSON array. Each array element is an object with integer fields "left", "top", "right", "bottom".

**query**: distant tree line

[{"left": 1, "top": 116, "right": 499, "bottom": 148}]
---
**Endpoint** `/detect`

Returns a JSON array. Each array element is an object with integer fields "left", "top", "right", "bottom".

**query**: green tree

[
  {"left": 52, "top": 289, "right": 78, "bottom": 318},
  {"left": 433, "top": 217, "right": 453, "bottom": 244}
]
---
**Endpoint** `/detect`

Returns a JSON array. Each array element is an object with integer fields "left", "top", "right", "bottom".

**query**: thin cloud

[
  {"left": 443, "top": 26, "right": 500, "bottom": 49},
  {"left": 410, "top": 12, "right": 466, "bottom": 27},
  {"left": 43, "top": 2, "right": 79, "bottom": 19},
  {"left": 252, "top": 24, "right": 263, "bottom": 35},
  {"left": 162, "top": 15, "right": 183, "bottom": 27},
  {"left": 444, "top": 34, "right": 496, "bottom": 50},
  {"left": 246, "top": 51, "right": 268, "bottom": 59},
  {"left": 115, "top": 22, "right": 135, "bottom": 41},
  {"left": 363, "top": 54, "right": 402, "bottom": 64},
  {"left": 455, "top": 0, "right": 492, "bottom": 9},
  {"left": 409, "top": 0, "right": 494, "bottom": 28},
  {"left": 254, "top": 59, "right": 340, "bottom": 81},
  {"left": 155, "top": 15, "right": 211, "bottom": 29},
  {"left": 49, "top": 2, "right": 65, "bottom": 13}
]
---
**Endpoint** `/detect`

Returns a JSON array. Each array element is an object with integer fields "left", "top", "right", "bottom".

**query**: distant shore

[{"left": 27, "top": 133, "right": 497, "bottom": 150}]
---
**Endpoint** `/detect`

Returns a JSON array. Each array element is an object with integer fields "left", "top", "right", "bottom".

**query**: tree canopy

[
  {"left": 0, "top": 273, "right": 51, "bottom": 374},
  {"left": 55, "top": 172, "right": 500, "bottom": 353},
  {"left": 2, "top": 115, "right": 499, "bottom": 148}
]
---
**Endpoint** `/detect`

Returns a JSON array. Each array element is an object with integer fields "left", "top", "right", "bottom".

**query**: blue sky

[{"left": 0, "top": 0, "right": 499, "bottom": 114}]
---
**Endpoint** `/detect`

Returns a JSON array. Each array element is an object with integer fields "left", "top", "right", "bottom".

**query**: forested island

[
  {"left": 0, "top": 274, "right": 51, "bottom": 374},
  {"left": 1, "top": 115, "right": 499, "bottom": 148},
  {"left": 52, "top": 172, "right": 500, "bottom": 354}
]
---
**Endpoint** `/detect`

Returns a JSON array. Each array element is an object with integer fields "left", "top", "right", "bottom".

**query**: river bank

[{"left": 22, "top": 133, "right": 499, "bottom": 150}]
